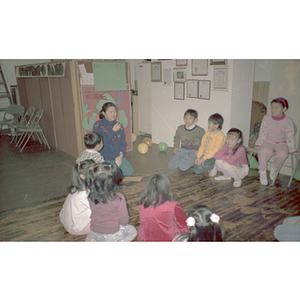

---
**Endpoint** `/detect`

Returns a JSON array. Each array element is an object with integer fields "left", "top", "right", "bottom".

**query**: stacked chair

[
  {"left": 10, "top": 108, "right": 50, "bottom": 152},
  {"left": 0, "top": 104, "right": 24, "bottom": 134}
]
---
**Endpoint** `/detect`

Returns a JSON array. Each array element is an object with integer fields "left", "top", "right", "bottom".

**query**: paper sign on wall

[{"left": 92, "top": 62, "right": 127, "bottom": 91}]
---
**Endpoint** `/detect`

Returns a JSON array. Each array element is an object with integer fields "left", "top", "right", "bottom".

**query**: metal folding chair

[
  {"left": 247, "top": 146, "right": 295, "bottom": 187},
  {"left": 9, "top": 106, "right": 35, "bottom": 144},
  {"left": 14, "top": 108, "right": 50, "bottom": 152},
  {"left": 0, "top": 104, "right": 24, "bottom": 134}
]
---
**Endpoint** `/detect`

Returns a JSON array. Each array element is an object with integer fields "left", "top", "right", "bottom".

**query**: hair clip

[
  {"left": 109, "top": 164, "right": 111, "bottom": 167},
  {"left": 186, "top": 217, "right": 196, "bottom": 227},
  {"left": 210, "top": 213, "right": 220, "bottom": 223}
]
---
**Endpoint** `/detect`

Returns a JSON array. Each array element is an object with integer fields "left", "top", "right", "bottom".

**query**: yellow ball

[
  {"left": 138, "top": 143, "right": 148, "bottom": 154},
  {"left": 132, "top": 133, "right": 137, "bottom": 142}
]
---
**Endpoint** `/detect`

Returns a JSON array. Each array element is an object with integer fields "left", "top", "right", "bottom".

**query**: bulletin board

[{"left": 78, "top": 60, "right": 132, "bottom": 151}]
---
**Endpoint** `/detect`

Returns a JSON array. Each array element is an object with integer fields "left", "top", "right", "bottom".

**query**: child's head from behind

[
  {"left": 68, "top": 159, "right": 95, "bottom": 194},
  {"left": 99, "top": 102, "right": 117, "bottom": 121},
  {"left": 183, "top": 109, "right": 198, "bottom": 127},
  {"left": 186, "top": 205, "right": 224, "bottom": 241},
  {"left": 227, "top": 128, "right": 243, "bottom": 150},
  {"left": 271, "top": 97, "right": 288, "bottom": 117},
  {"left": 140, "top": 174, "right": 173, "bottom": 208},
  {"left": 87, "top": 162, "right": 123, "bottom": 204},
  {"left": 208, "top": 113, "right": 224, "bottom": 131},
  {"left": 84, "top": 132, "right": 103, "bottom": 151}
]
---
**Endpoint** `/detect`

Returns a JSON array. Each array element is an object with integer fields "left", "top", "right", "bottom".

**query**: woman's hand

[
  {"left": 112, "top": 122, "right": 121, "bottom": 132},
  {"left": 115, "top": 152, "right": 124, "bottom": 166}
]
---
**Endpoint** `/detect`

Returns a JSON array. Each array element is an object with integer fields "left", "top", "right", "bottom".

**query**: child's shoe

[
  {"left": 209, "top": 166, "right": 217, "bottom": 176},
  {"left": 233, "top": 181, "right": 241, "bottom": 187},
  {"left": 259, "top": 171, "right": 268, "bottom": 185},
  {"left": 270, "top": 167, "right": 277, "bottom": 180},
  {"left": 214, "top": 175, "right": 231, "bottom": 181}
]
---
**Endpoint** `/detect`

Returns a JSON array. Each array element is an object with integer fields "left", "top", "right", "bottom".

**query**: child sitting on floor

[
  {"left": 137, "top": 174, "right": 190, "bottom": 242},
  {"left": 76, "top": 132, "right": 105, "bottom": 164},
  {"left": 173, "top": 205, "right": 225, "bottom": 242},
  {"left": 168, "top": 109, "right": 205, "bottom": 171},
  {"left": 60, "top": 159, "right": 95, "bottom": 235},
  {"left": 213, "top": 128, "right": 249, "bottom": 187},
  {"left": 193, "top": 113, "right": 226, "bottom": 175},
  {"left": 86, "top": 162, "right": 137, "bottom": 242}
]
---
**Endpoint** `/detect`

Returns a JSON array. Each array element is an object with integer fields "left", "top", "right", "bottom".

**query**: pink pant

[
  {"left": 258, "top": 141, "right": 289, "bottom": 171},
  {"left": 215, "top": 160, "right": 249, "bottom": 180}
]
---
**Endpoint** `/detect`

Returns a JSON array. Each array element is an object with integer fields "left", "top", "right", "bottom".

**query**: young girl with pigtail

[
  {"left": 212, "top": 128, "right": 249, "bottom": 187},
  {"left": 60, "top": 159, "right": 95, "bottom": 235},
  {"left": 173, "top": 205, "right": 225, "bottom": 242},
  {"left": 85, "top": 162, "right": 137, "bottom": 242}
]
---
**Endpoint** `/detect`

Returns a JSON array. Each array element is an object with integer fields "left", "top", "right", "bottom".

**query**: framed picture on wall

[
  {"left": 213, "top": 67, "right": 228, "bottom": 90},
  {"left": 176, "top": 59, "right": 188, "bottom": 66},
  {"left": 173, "top": 68, "right": 186, "bottom": 82},
  {"left": 191, "top": 59, "right": 208, "bottom": 76},
  {"left": 187, "top": 80, "right": 198, "bottom": 98},
  {"left": 174, "top": 82, "right": 185, "bottom": 100},
  {"left": 198, "top": 80, "right": 211, "bottom": 100},
  {"left": 151, "top": 62, "right": 162, "bottom": 82},
  {"left": 210, "top": 59, "right": 227, "bottom": 65}
]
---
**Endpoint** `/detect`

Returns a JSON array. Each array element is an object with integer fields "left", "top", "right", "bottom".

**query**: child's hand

[
  {"left": 112, "top": 122, "right": 121, "bottom": 132},
  {"left": 195, "top": 157, "right": 205, "bottom": 165},
  {"left": 174, "top": 148, "right": 179, "bottom": 154}
]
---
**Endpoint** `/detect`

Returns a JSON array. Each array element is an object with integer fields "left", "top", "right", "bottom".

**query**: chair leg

[
  {"left": 20, "top": 132, "right": 34, "bottom": 152},
  {"left": 270, "top": 166, "right": 282, "bottom": 186},
  {"left": 288, "top": 156, "right": 300, "bottom": 187}
]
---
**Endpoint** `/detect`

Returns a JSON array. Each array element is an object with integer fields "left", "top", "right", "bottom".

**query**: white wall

[
  {"left": 230, "top": 59, "right": 255, "bottom": 146},
  {"left": 137, "top": 59, "right": 254, "bottom": 148}
]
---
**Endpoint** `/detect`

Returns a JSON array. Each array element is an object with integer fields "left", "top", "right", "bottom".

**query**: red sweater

[
  {"left": 214, "top": 144, "right": 248, "bottom": 166},
  {"left": 138, "top": 200, "right": 190, "bottom": 242},
  {"left": 88, "top": 192, "right": 129, "bottom": 234}
]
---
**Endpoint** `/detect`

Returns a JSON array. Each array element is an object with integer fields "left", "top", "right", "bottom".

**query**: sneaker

[
  {"left": 233, "top": 181, "right": 241, "bottom": 187},
  {"left": 259, "top": 171, "right": 268, "bottom": 185},
  {"left": 209, "top": 166, "right": 217, "bottom": 176},
  {"left": 270, "top": 167, "right": 277, "bottom": 180},
  {"left": 214, "top": 175, "right": 231, "bottom": 181}
]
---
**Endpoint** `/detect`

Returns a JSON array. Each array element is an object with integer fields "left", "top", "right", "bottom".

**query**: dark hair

[
  {"left": 87, "top": 162, "right": 123, "bottom": 204},
  {"left": 184, "top": 109, "right": 198, "bottom": 119},
  {"left": 67, "top": 159, "right": 95, "bottom": 194},
  {"left": 140, "top": 174, "right": 173, "bottom": 208},
  {"left": 184, "top": 205, "right": 225, "bottom": 242},
  {"left": 271, "top": 97, "right": 289, "bottom": 110},
  {"left": 227, "top": 128, "right": 244, "bottom": 155},
  {"left": 208, "top": 113, "right": 224, "bottom": 130},
  {"left": 84, "top": 132, "right": 103, "bottom": 149},
  {"left": 99, "top": 102, "right": 117, "bottom": 119}
]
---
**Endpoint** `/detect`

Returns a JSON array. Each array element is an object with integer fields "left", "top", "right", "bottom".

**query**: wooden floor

[{"left": 1, "top": 165, "right": 299, "bottom": 242}]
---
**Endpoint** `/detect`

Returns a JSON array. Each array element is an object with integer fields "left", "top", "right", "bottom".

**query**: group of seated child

[{"left": 59, "top": 97, "right": 299, "bottom": 242}]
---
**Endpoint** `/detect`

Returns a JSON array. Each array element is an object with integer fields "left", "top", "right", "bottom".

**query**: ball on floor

[
  {"left": 138, "top": 143, "right": 148, "bottom": 154},
  {"left": 132, "top": 133, "right": 137, "bottom": 142},
  {"left": 142, "top": 137, "right": 153, "bottom": 147},
  {"left": 158, "top": 142, "right": 167, "bottom": 151}
]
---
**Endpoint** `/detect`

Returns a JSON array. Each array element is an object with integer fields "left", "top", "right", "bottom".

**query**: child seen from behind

[
  {"left": 168, "top": 109, "right": 205, "bottom": 171},
  {"left": 137, "top": 174, "right": 190, "bottom": 242},
  {"left": 213, "top": 128, "right": 249, "bottom": 187},
  {"left": 76, "top": 132, "right": 105, "bottom": 164},
  {"left": 86, "top": 162, "right": 137, "bottom": 242},
  {"left": 193, "top": 113, "right": 226, "bottom": 175},
  {"left": 173, "top": 205, "right": 225, "bottom": 242},
  {"left": 60, "top": 159, "right": 95, "bottom": 235}
]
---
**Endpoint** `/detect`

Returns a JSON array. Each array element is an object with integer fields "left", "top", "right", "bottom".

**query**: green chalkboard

[{"left": 92, "top": 62, "right": 127, "bottom": 91}]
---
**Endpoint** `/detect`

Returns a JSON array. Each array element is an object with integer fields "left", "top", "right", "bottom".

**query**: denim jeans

[
  {"left": 107, "top": 157, "right": 134, "bottom": 176},
  {"left": 168, "top": 148, "right": 196, "bottom": 171},
  {"left": 193, "top": 157, "right": 215, "bottom": 174}
]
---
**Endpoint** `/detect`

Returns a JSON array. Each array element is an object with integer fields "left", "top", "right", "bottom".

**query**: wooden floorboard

[{"left": 1, "top": 167, "right": 299, "bottom": 242}]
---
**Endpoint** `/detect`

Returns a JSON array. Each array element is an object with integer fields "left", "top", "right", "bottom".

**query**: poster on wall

[{"left": 80, "top": 85, "right": 132, "bottom": 151}]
